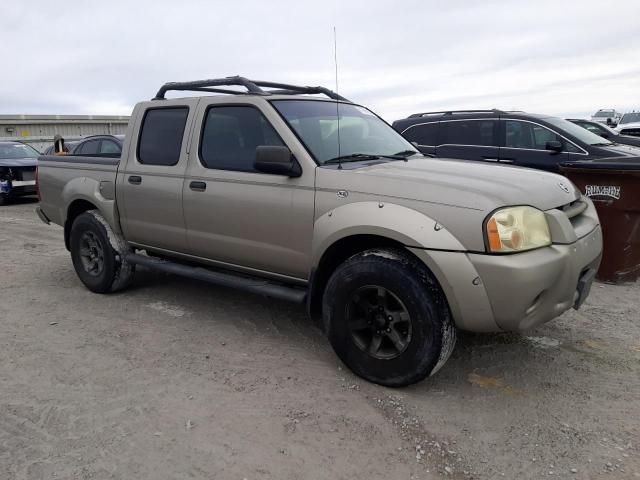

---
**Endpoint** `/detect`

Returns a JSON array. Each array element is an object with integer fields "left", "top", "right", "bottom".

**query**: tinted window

[
  {"left": 580, "top": 122, "right": 606, "bottom": 135},
  {"left": 100, "top": 140, "right": 121, "bottom": 154},
  {"left": 77, "top": 140, "right": 100, "bottom": 155},
  {"left": 440, "top": 120, "right": 496, "bottom": 146},
  {"left": 138, "top": 107, "right": 189, "bottom": 165},
  {"left": 505, "top": 121, "right": 564, "bottom": 150},
  {"left": 200, "top": 106, "right": 284, "bottom": 172},
  {"left": 403, "top": 123, "right": 437, "bottom": 145}
]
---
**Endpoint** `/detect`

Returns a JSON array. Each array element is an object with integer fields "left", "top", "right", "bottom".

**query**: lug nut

[{"left": 386, "top": 328, "right": 391, "bottom": 333}]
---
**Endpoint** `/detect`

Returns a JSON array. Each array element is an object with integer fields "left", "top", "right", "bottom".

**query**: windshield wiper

[
  {"left": 591, "top": 142, "right": 613, "bottom": 146},
  {"left": 392, "top": 150, "right": 420, "bottom": 157},
  {"left": 325, "top": 153, "right": 381, "bottom": 164}
]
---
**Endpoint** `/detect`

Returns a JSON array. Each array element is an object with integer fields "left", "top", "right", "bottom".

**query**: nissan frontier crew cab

[{"left": 36, "top": 77, "right": 603, "bottom": 387}]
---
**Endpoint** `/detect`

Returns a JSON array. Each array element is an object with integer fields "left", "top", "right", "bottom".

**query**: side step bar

[{"left": 125, "top": 253, "right": 307, "bottom": 304}]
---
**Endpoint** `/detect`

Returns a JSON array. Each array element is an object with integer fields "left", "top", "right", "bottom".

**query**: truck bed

[{"left": 37, "top": 154, "right": 120, "bottom": 230}]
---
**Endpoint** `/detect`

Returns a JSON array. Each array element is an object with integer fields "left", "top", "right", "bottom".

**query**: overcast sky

[{"left": 2, "top": 0, "right": 639, "bottom": 122}]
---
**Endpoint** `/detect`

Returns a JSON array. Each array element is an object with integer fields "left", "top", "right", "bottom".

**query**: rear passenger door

[
  {"left": 436, "top": 119, "right": 500, "bottom": 162},
  {"left": 117, "top": 99, "right": 199, "bottom": 253},
  {"left": 182, "top": 100, "right": 315, "bottom": 280},
  {"left": 499, "top": 119, "right": 569, "bottom": 172}
]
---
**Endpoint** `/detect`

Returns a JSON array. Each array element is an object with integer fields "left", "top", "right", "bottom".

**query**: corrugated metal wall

[{"left": 0, "top": 115, "right": 129, "bottom": 151}]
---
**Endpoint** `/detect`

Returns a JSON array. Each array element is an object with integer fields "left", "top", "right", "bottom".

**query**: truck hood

[
  {"left": 320, "top": 157, "right": 580, "bottom": 212},
  {"left": 616, "top": 121, "right": 640, "bottom": 131},
  {"left": 0, "top": 157, "right": 38, "bottom": 168}
]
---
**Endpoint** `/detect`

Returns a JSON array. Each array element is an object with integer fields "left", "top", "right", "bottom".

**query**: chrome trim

[{"left": 502, "top": 118, "right": 588, "bottom": 155}]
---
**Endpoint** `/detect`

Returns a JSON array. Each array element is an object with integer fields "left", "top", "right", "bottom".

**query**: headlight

[{"left": 485, "top": 206, "right": 551, "bottom": 253}]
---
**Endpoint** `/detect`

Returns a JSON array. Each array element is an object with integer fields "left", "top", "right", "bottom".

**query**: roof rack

[
  {"left": 153, "top": 76, "right": 350, "bottom": 102},
  {"left": 407, "top": 109, "right": 506, "bottom": 118}
]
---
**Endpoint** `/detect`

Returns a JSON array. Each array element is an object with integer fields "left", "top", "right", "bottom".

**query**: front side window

[
  {"left": 440, "top": 120, "right": 497, "bottom": 146},
  {"left": 199, "top": 106, "right": 284, "bottom": 172},
  {"left": 138, "top": 107, "right": 189, "bottom": 166},
  {"left": 402, "top": 123, "right": 438, "bottom": 146},
  {"left": 272, "top": 100, "right": 417, "bottom": 164},
  {"left": 505, "top": 121, "right": 565, "bottom": 150}
]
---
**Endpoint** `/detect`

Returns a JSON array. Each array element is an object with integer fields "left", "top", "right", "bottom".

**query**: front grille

[{"left": 620, "top": 128, "right": 640, "bottom": 137}]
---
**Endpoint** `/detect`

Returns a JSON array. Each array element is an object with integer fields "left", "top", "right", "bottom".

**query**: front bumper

[{"left": 409, "top": 225, "right": 603, "bottom": 332}]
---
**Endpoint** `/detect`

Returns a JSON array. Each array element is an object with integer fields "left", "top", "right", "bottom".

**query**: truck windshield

[
  {"left": 271, "top": 100, "right": 419, "bottom": 165},
  {"left": 593, "top": 111, "right": 615, "bottom": 118},
  {"left": 0, "top": 143, "right": 40, "bottom": 159},
  {"left": 620, "top": 113, "right": 640, "bottom": 124}
]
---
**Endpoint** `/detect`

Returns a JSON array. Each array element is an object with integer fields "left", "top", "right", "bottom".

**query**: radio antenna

[{"left": 333, "top": 26, "right": 342, "bottom": 169}]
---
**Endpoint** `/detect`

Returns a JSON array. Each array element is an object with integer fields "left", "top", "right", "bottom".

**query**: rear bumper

[{"left": 409, "top": 225, "right": 603, "bottom": 332}]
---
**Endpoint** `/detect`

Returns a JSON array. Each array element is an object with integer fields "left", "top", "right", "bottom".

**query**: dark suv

[{"left": 393, "top": 109, "right": 640, "bottom": 172}]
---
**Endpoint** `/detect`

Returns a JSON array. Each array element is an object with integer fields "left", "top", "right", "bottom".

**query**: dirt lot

[{"left": 1, "top": 199, "right": 638, "bottom": 480}]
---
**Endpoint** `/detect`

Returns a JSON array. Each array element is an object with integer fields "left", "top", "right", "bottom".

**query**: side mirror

[
  {"left": 545, "top": 140, "right": 563, "bottom": 153},
  {"left": 254, "top": 145, "right": 301, "bottom": 177},
  {"left": 601, "top": 132, "right": 610, "bottom": 139}
]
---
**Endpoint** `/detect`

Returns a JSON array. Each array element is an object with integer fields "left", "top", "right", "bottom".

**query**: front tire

[
  {"left": 323, "top": 248, "right": 456, "bottom": 387},
  {"left": 69, "top": 210, "right": 134, "bottom": 293}
]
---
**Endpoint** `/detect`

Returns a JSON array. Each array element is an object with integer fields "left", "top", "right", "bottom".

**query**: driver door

[{"left": 182, "top": 99, "right": 315, "bottom": 280}]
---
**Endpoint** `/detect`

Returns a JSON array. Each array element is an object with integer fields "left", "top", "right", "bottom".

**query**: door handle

[
  {"left": 189, "top": 181, "right": 207, "bottom": 191},
  {"left": 481, "top": 156, "right": 499, "bottom": 162},
  {"left": 128, "top": 175, "right": 142, "bottom": 185},
  {"left": 500, "top": 158, "right": 515, "bottom": 163}
]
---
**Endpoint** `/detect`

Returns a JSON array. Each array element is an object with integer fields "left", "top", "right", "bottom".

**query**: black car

[
  {"left": 43, "top": 134, "right": 125, "bottom": 157},
  {"left": 567, "top": 118, "right": 640, "bottom": 148},
  {"left": 72, "top": 134, "right": 124, "bottom": 156},
  {"left": 0, "top": 141, "right": 39, "bottom": 205},
  {"left": 393, "top": 109, "right": 640, "bottom": 172}
]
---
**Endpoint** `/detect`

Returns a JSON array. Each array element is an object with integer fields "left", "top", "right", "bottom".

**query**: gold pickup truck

[{"left": 35, "top": 76, "right": 602, "bottom": 386}]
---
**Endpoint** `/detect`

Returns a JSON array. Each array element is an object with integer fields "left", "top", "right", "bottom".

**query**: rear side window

[
  {"left": 138, "top": 107, "right": 189, "bottom": 166},
  {"left": 199, "top": 105, "right": 284, "bottom": 172},
  {"left": 440, "top": 120, "right": 497, "bottom": 146},
  {"left": 402, "top": 123, "right": 437, "bottom": 146}
]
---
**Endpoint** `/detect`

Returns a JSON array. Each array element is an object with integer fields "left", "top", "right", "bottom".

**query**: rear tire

[
  {"left": 69, "top": 210, "right": 134, "bottom": 293},
  {"left": 323, "top": 248, "right": 456, "bottom": 387}
]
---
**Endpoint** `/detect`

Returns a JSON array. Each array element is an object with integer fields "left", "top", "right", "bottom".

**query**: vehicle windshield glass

[
  {"left": 620, "top": 113, "right": 640, "bottom": 124},
  {"left": 271, "top": 100, "right": 419, "bottom": 164},
  {"left": 593, "top": 111, "right": 614, "bottom": 118},
  {"left": 0, "top": 143, "right": 40, "bottom": 159},
  {"left": 545, "top": 117, "right": 612, "bottom": 146}
]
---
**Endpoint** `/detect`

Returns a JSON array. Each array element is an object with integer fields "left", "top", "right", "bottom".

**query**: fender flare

[{"left": 311, "top": 201, "right": 465, "bottom": 267}]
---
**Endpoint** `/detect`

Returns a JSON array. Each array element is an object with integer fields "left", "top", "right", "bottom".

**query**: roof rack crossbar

[
  {"left": 408, "top": 109, "right": 505, "bottom": 118},
  {"left": 153, "top": 76, "right": 349, "bottom": 102}
]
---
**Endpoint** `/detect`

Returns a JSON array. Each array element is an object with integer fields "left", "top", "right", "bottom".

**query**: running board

[{"left": 125, "top": 253, "right": 307, "bottom": 304}]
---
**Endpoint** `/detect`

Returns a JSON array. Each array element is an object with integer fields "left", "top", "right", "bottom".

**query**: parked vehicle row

[
  {"left": 35, "top": 76, "right": 603, "bottom": 387},
  {"left": 392, "top": 109, "right": 640, "bottom": 172}
]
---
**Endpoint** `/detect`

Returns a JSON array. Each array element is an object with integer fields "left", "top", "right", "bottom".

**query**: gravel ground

[{"left": 1, "top": 199, "right": 638, "bottom": 480}]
